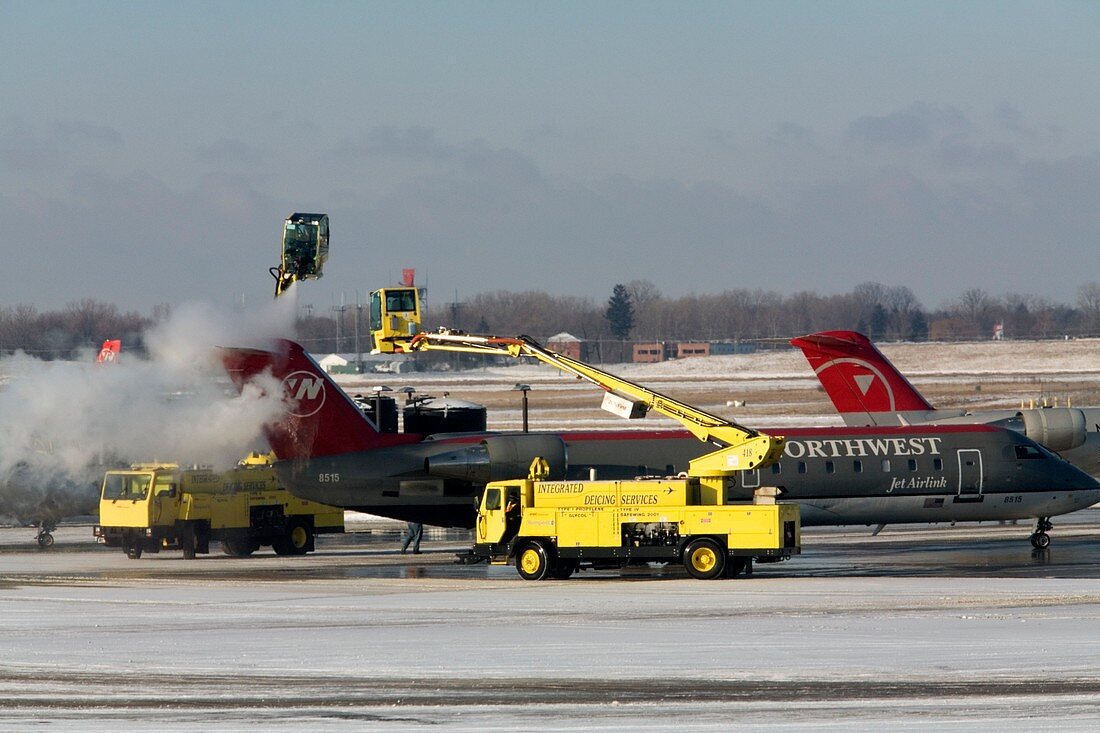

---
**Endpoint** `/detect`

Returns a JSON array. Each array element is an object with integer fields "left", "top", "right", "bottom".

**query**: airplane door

[{"left": 957, "top": 449, "right": 983, "bottom": 497}]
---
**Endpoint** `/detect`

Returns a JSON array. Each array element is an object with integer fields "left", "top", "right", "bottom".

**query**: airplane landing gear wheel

[
  {"left": 125, "top": 543, "right": 143, "bottom": 559},
  {"left": 36, "top": 532, "right": 54, "bottom": 548},
  {"left": 1031, "top": 517, "right": 1053, "bottom": 549}
]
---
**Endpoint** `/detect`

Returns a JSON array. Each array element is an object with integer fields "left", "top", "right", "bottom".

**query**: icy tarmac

[{"left": 3, "top": 516, "right": 1100, "bottom": 731}]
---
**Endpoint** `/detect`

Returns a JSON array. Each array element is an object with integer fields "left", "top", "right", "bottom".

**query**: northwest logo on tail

[
  {"left": 790, "top": 331, "right": 933, "bottom": 414},
  {"left": 281, "top": 371, "right": 326, "bottom": 417}
]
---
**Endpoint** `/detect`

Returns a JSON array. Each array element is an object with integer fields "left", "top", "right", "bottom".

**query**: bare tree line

[
  {"left": 2, "top": 282, "right": 1098, "bottom": 360},
  {"left": 0, "top": 300, "right": 153, "bottom": 360}
]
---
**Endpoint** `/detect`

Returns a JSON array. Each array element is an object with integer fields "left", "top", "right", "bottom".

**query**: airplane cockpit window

[
  {"left": 102, "top": 474, "right": 152, "bottom": 501},
  {"left": 1014, "top": 444, "right": 1045, "bottom": 460}
]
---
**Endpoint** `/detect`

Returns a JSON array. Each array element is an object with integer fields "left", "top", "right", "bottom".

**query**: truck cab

[
  {"left": 95, "top": 458, "right": 344, "bottom": 560},
  {"left": 99, "top": 464, "right": 183, "bottom": 534},
  {"left": 370, "top": 287, "right": 422, "bottom": 352},
  {"left": 281, "top": 213, "right": 329, "bottom": 279}
]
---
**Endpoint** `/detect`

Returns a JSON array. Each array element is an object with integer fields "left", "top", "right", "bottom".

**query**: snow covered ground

[{"left": 4, "top": 519, "right": 1100, "bottom": 731}]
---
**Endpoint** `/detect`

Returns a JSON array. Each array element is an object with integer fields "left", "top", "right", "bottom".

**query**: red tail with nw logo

[
  {"left": 219, "top": 339, "right": 420, "bottom": 459},
  {"left": 790, "top": 331, "right": 934, "bottom": 416}
]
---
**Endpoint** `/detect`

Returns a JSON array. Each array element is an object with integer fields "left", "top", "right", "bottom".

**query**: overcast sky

[{"left": 2, "top": 1, "right": 1098, "bottom": 314}]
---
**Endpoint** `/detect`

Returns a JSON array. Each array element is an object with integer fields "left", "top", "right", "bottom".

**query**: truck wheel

[
  {"left": 273, "top": 519, "right": 313, "bottom": 556},
  {"left": 683, "top": 538, "right": 725, "bottom": 580},
  {"left": 723, "top": 557, "right": 748, "bottom": 578},
  {"left": 180, "top": 525, "right": 197, "bottom": 560},
  {"left": 515, "top": 540, "right": 553, "bottom": 581},
  {"left": 220, "top": 540, "right": 256, "bottom": 557},
  {"left": 550, "top": 560, "right": 577, "bottom": 579}
]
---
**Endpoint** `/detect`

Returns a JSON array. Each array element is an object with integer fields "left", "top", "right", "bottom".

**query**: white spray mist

[{"left": 0, "top": 294, "right": 299, "bottom": 521}]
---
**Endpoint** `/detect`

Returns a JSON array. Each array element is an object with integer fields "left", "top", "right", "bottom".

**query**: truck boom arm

[{"left": 407, "top": 330, "right": 784, "bottom": 476}]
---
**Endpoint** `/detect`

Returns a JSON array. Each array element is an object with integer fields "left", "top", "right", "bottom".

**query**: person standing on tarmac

[{"left": 401, "top": 522, "right": 423, "bottom": 554}]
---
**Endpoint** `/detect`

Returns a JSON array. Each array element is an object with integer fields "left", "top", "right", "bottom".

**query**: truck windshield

[
  {"left": 282, "top": 224, "right": 318, "bottom": 273},
  {"left": 102, "top": 473, "right": 152, "bottom": 500},
  {"left": 385, "top": 289, "right": 417, "bottom": 313}
]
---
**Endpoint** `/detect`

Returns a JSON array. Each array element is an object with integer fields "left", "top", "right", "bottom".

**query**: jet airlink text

[
  {"left": 783, "top": 437, "right": 943, "bottom": 460},
  {"left": 890, "top": 475, "right": 949, "bottom": 491}
]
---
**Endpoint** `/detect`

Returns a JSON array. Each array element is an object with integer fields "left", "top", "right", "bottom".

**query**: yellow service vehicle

[
  {"left": 467, "top": 461, "right": 799, "bottom": 580},
  {"left": 271, "top": 212, "right": 330, "bottom": 297},
  {"left": 372, "top": 322, "right": 799, "bottom": 580},
  {"left": 369, "top": 286, "right": 422, "bottom": 351},
  {"left": 94, "top": 454, "right": 344, "bottom": 559}
]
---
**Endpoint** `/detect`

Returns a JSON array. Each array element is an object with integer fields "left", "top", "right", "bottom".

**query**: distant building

[
  {"left": 709, "top": 341, "right": 758, "bottom": 356},
  {"left": 318, "top": 353, "right": 352, "bottom": 373},
  {"left": 633, "top": 342, "right": 666, "bottom": 363},
  {"left": 317, "top": 353, "right": 408, "bottom": 374},
  {"left": 676, "top": 342, "right": 711, "bottom": 358},
  {"left": 546, "top": 332, "right": 587, "bottom": 361}
]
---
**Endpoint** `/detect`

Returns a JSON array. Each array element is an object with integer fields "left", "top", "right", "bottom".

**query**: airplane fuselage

[{"left": 274, "top": 424, "right": 1100, "bottom": 528}]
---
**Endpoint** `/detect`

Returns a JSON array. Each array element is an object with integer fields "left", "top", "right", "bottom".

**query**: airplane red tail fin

[
  {"left": 789, "top": 331, "right": 934, "bottom": 418},
  {"left": 96, "top": 339, "right": 121, "bottom": 364},
  {"left": 219, "top": 339, "right": 418, "bottom": 459}
]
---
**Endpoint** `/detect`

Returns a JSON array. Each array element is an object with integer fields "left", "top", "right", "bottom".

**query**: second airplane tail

[
  {"left": 790, "top": 330, "right": 936, "bottom": 426},
  {"left": 219, "top": 339, "right": 420, "bottom": 459}
]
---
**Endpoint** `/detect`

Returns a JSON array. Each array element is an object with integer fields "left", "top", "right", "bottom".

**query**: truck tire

[
  {"left": 515, "top": 540, "right": 553, "bottom": 581},
  {"left": 550, "top": 560, "right": 577, "bottom": 579},
  {"left": 179, "top": 524, "right": 197, "bottom": 560},
  {"left": 273, "top": 519, "right": 312, "bottom": 556},
  {"left": 683, "top": 538, "right": 725, "bottom": 580},
  {"left": 220, "top": 539, "right": 257, "bottom": 557},
  {"left": 723, "top": 557, "right": 748, "bottom": 579}
]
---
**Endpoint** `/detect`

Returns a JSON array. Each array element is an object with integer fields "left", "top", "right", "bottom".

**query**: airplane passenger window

[
  {"left": 881, "top": 459, "right": 891, "bottom": 473},
  {"left": 907, "top": 459, "right": 917, "bottom": 471},
  {"left": 933, "top": 458, "right": 943, "bottom": 471},
  {"left": 853, "top": 460, "right": 862, "bottom": 473},
  {"left": 797, "top": 462, "right": 807, "bottom": 474},
  {"left": 771, "top": 463, "right": 782, "bottom": 475},
  {"left": 825, "top": 461, "right": 835, "bottom": 474}
]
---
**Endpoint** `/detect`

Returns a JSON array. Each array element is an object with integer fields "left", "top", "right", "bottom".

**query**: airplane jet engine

[
  {"left": 1009, "top": 408, "right": 1088, "bottom": 452},
  {"left": 425, "top": 434, "right": 567, "bottom": 484}
]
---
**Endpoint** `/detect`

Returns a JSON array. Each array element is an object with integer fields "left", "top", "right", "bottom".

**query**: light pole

[
  {"left": 371, "top": 385, "right": 392, "bottom": 431},
  {"left": 512, "top": 383, "right": 532, "bottom": 432}
]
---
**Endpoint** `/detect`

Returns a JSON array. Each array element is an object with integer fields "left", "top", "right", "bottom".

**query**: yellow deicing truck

[
  {"left": 373, "top": 327, "right": 800, "bottom": 581},
  {"left": 466, "top": 460, "right": 799, "bottom": 580},
  {"left": 94, "top": 453, "right": 344, "bottom": 559}
]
